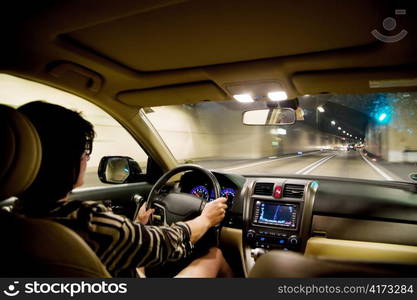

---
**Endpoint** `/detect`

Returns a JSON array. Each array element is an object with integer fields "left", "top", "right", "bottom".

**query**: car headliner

[{"left": 1, "top": 0, "right": 416, "bottom": 169}]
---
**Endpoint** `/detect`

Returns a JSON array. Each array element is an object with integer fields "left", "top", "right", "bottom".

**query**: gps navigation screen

[{"left": 255, "top": 202, "right": 297, "bottom": 227}]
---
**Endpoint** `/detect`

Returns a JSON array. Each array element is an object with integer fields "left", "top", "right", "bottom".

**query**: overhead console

[{"left": 242, "top": 178, "right": 317, "bottom": 274}]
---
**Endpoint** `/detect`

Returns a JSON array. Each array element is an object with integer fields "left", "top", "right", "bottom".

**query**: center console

[
  {"left": 248, "top": 201, "right": 300, "bottom": 249},
  {"left": 242, "top": 178, "right": 318, "bottom": 274}
]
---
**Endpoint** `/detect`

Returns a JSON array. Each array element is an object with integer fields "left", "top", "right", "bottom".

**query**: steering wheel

[{"left": 146, "top": 164, "right": 221, "bottom": 243}]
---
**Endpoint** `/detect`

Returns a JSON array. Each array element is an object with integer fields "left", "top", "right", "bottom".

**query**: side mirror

[
  {"left": 98, "top": 156, "right": 144, "bottom": 184},
  {"left": 242, "top": 108, "right": 296, "bottom": 126},
  {"left": 409, "top": 173, "right": 417, "bottom": 182}
]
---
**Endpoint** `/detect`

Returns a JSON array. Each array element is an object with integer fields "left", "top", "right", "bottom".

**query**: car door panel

[{"left": 69, "top": 182, "right": 153, "bottom": 220}]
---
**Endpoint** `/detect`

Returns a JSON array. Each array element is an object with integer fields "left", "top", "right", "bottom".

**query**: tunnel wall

[{"left": 365, "top": 95, "right": 417, "bottom": 162}]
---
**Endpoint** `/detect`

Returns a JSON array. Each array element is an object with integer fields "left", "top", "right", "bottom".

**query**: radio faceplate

[
  {"left": 245, "top": 180, "right": 307, "bottom": 252},
  {"left": 242, "top": 178, "right": 318, "bottom": 276}
]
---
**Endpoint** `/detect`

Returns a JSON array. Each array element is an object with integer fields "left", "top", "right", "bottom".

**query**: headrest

[{"left": 0, "top": 104, "right": 42, "bottom": 199}]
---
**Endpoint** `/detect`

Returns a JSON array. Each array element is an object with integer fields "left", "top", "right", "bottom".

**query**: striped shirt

[{"left": 40, "top": 200, "right": 194, "bottom": 277}]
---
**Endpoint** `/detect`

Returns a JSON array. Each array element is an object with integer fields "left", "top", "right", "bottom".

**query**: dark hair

[{"left": 17, "top": 101, "right": 95, "bottom": 215}]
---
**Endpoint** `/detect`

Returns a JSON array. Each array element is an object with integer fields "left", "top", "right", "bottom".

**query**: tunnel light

[
  {"left": 276, "top": 128, "right": 287, "bottom": 135},
  {"left": 270, "top": 128, "right": 287, "bottom": 135},
  {"left": 268, "top": 91, "right": 288, "bottom": 101},
  {"left": 233, "top": 94, "right": 254, "bottom": 103},
  {"left": 372, "top": 104, "right": 391, "bottom": 124},
  {"left": 317, "top": 106, "right": 325, "bottom": 113},
  {"left": 331, "top": 120, "right": 336, "bottom": 125},
  {"left": 378, "top": 113, "right": 387, "bottom": 121},
  {"left": 338, "top": 127, "right": 341, "bottom": 130}
]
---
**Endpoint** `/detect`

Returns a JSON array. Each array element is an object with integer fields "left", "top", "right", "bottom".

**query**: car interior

[{"left": 1, "top": 0, "right": 417, "bottom": 277}]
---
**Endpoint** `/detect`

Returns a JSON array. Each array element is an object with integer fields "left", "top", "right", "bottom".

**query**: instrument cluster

[{"left": 190, "top": 185, "right": 236, "bottom": 205}]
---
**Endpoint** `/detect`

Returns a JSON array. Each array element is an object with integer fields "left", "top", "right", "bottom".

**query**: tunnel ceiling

[
  {"left": 319, "top": 102, "right": 368, "bottom": 139},
  {"left": 298, "top": 93, "right": 390, "bottom": 139}
]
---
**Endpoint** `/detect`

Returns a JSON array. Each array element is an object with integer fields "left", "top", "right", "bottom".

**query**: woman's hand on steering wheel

[
  {"left": 136, "top": 203, "right": 155, "bottom": 225},
  {"left": 200, "top": 197, "right": 228, "bottom": 228},
  {"left": 186, "top": 197, "right": 228, "bottom": 244}
]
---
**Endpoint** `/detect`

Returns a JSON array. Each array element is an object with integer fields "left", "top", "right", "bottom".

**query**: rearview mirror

[
  {"left": 98, "top": 156, "right": 145, "bottom": 184},
  {"left": 242, "top": 108, "right": 296, "bottom": 126}
]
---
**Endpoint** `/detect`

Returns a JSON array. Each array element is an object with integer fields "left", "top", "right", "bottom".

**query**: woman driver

[{"left": 14, "top": 101, "right": 232, "bottom": 278}]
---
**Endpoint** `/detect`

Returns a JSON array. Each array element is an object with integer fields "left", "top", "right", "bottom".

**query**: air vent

[
  {"left": 283, "top": 184, "right": 304, "bottom": 198},
  {"left": 254, "top": 182, "right": 274, "bottom": 196}
]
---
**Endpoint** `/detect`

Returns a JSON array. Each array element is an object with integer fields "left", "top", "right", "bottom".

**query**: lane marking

[
  {"left": 301, "top": 154, "right": 336, "bottom": 175},
  {"left": 359, "top": 151, "right": 394, "bottom": 181},
  {"left": 222, "top": 151, "right": 321, "bottom": 172},
  {"left": 295, "top": 154, "right": 336, "bottom": 175}
]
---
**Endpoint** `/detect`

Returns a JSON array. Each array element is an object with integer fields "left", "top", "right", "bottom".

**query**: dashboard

[
  {"left": 240, "top": 175, "right": 417, "bottom": 276},
  {"left": 178, "top": 172, "right": 314, "bottom": 262},
  {"left": 176, "top": 171, "right": 417, "bottom": 276},
  {"left": 177, "top": 171, "right": 317, "bottom": 274}
]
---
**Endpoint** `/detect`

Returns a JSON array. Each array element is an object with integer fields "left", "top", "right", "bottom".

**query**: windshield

[{"left": 146, "top": 92, "right": 417, "bottom": 183}]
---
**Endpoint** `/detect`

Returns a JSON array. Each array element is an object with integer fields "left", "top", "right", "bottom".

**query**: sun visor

[
  {"left": 292, "top": 68, "right": 417, "bottom": 95},
  {"left": 117, "top": 82, "right": 228, "bottom": 107}
]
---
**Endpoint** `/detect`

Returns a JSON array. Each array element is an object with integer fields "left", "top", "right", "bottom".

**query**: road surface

[{"left": 195, "top": 150, "right": 405, "bottom": 181}]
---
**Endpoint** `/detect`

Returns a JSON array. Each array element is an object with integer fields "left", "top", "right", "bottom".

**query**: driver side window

[{"left": 0, "top": 74, "right": 149, "bottom": 188}]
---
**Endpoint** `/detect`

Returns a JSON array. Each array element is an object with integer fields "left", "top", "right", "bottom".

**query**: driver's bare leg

[{"left": 175, "top": 247, "right": 233, "bottom": 278}]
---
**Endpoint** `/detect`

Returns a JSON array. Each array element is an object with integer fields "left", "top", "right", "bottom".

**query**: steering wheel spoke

[{"left": 151, "top": 202, "right": 168, "bottom": 226}]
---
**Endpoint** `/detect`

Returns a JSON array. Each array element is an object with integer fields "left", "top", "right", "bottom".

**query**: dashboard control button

[
  {"left": 288, "top": 235, "right": 299, "bottom": 246},
  {"left": 247, "top": 230, "right": 256, "bottom": 240},
  {"left": 258, "top": 236, "right": 267, "bottom": 242},
  {"left": 274, "top": 186, "right": 283, "bottom": 198}
]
